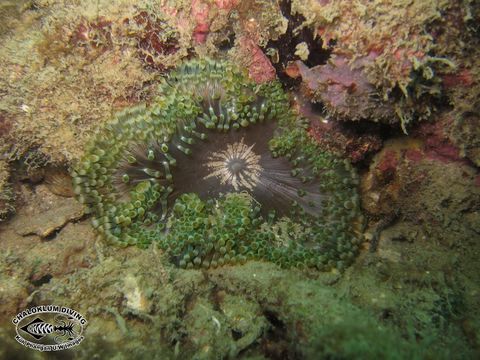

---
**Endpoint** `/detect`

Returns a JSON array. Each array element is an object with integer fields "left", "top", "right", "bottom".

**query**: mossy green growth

[
  {"left": 73, "top": 58, "right": 363, "bottom": 271},
  {"left": 0, "top": 160, "right": 15, "bottom": 221}
]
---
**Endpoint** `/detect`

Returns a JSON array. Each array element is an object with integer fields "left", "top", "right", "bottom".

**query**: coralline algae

[{"left": 73, "top": 58, "right": 362, "bottom": 270}]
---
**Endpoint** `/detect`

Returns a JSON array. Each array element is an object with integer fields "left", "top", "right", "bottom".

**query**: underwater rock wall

[
  {"left": 0, "top": 0, "right": 479, "bottom": 359},
  {"left": 289, "top": 0, "right": 477, "bottom": 131}
]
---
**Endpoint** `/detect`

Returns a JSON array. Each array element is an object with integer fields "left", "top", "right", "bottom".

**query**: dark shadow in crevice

[{"left": 263, "top": 0, "right": 332, "bottom": 90}]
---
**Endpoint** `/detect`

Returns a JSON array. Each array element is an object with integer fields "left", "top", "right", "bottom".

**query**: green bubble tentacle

[{"left": 73, "top": 58, "right": 363, "bottom": 271}]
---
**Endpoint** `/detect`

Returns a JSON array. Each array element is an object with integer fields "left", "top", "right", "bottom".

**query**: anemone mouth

[
  {"left": 205, "top": 138, "right": 261, "bottom": 191},
  {"left": 73, "top": 58, "right": 363, "bottom": 271},
  {"left": 227, "top": 158, "right": 247, "bottom": 176}
]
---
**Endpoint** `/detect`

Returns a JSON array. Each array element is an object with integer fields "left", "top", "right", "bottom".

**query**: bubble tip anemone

[{"left": 73, "top": 58, "right": 363, "bottom": 271}]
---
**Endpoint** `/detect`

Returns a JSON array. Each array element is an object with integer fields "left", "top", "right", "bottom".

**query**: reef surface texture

[{"left": 0, "top": 0, "right": 479, "bottom": 359}]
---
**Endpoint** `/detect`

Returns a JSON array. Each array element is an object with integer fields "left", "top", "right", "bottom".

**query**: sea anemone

[{"left": 72, "top": 58, "right": 362, "bottom": 270}]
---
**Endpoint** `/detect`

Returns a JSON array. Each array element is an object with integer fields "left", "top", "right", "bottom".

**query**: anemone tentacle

[{"left": 73, "top": 58, "right": 363, "bottom": 270}]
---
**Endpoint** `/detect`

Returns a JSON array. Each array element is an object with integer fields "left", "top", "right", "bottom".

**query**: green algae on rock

[
  {"left": 72, "top": 58, "right": 362, "bottom": 270},
  {"left": 0, "top": 159, "right": 15, "bottom": 221}
]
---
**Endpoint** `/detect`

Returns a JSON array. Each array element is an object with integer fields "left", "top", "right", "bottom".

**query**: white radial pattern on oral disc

[{"left": 203, "top": 137, "right": 262, "bottom": 191}]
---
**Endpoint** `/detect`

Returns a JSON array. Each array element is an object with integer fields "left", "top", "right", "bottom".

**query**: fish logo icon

[
  {"left": 20, "top": 316, "right": 79, "bottom": 342},
  {"left": 12, "top": 305, "right": 87, "bottom": 351}
]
